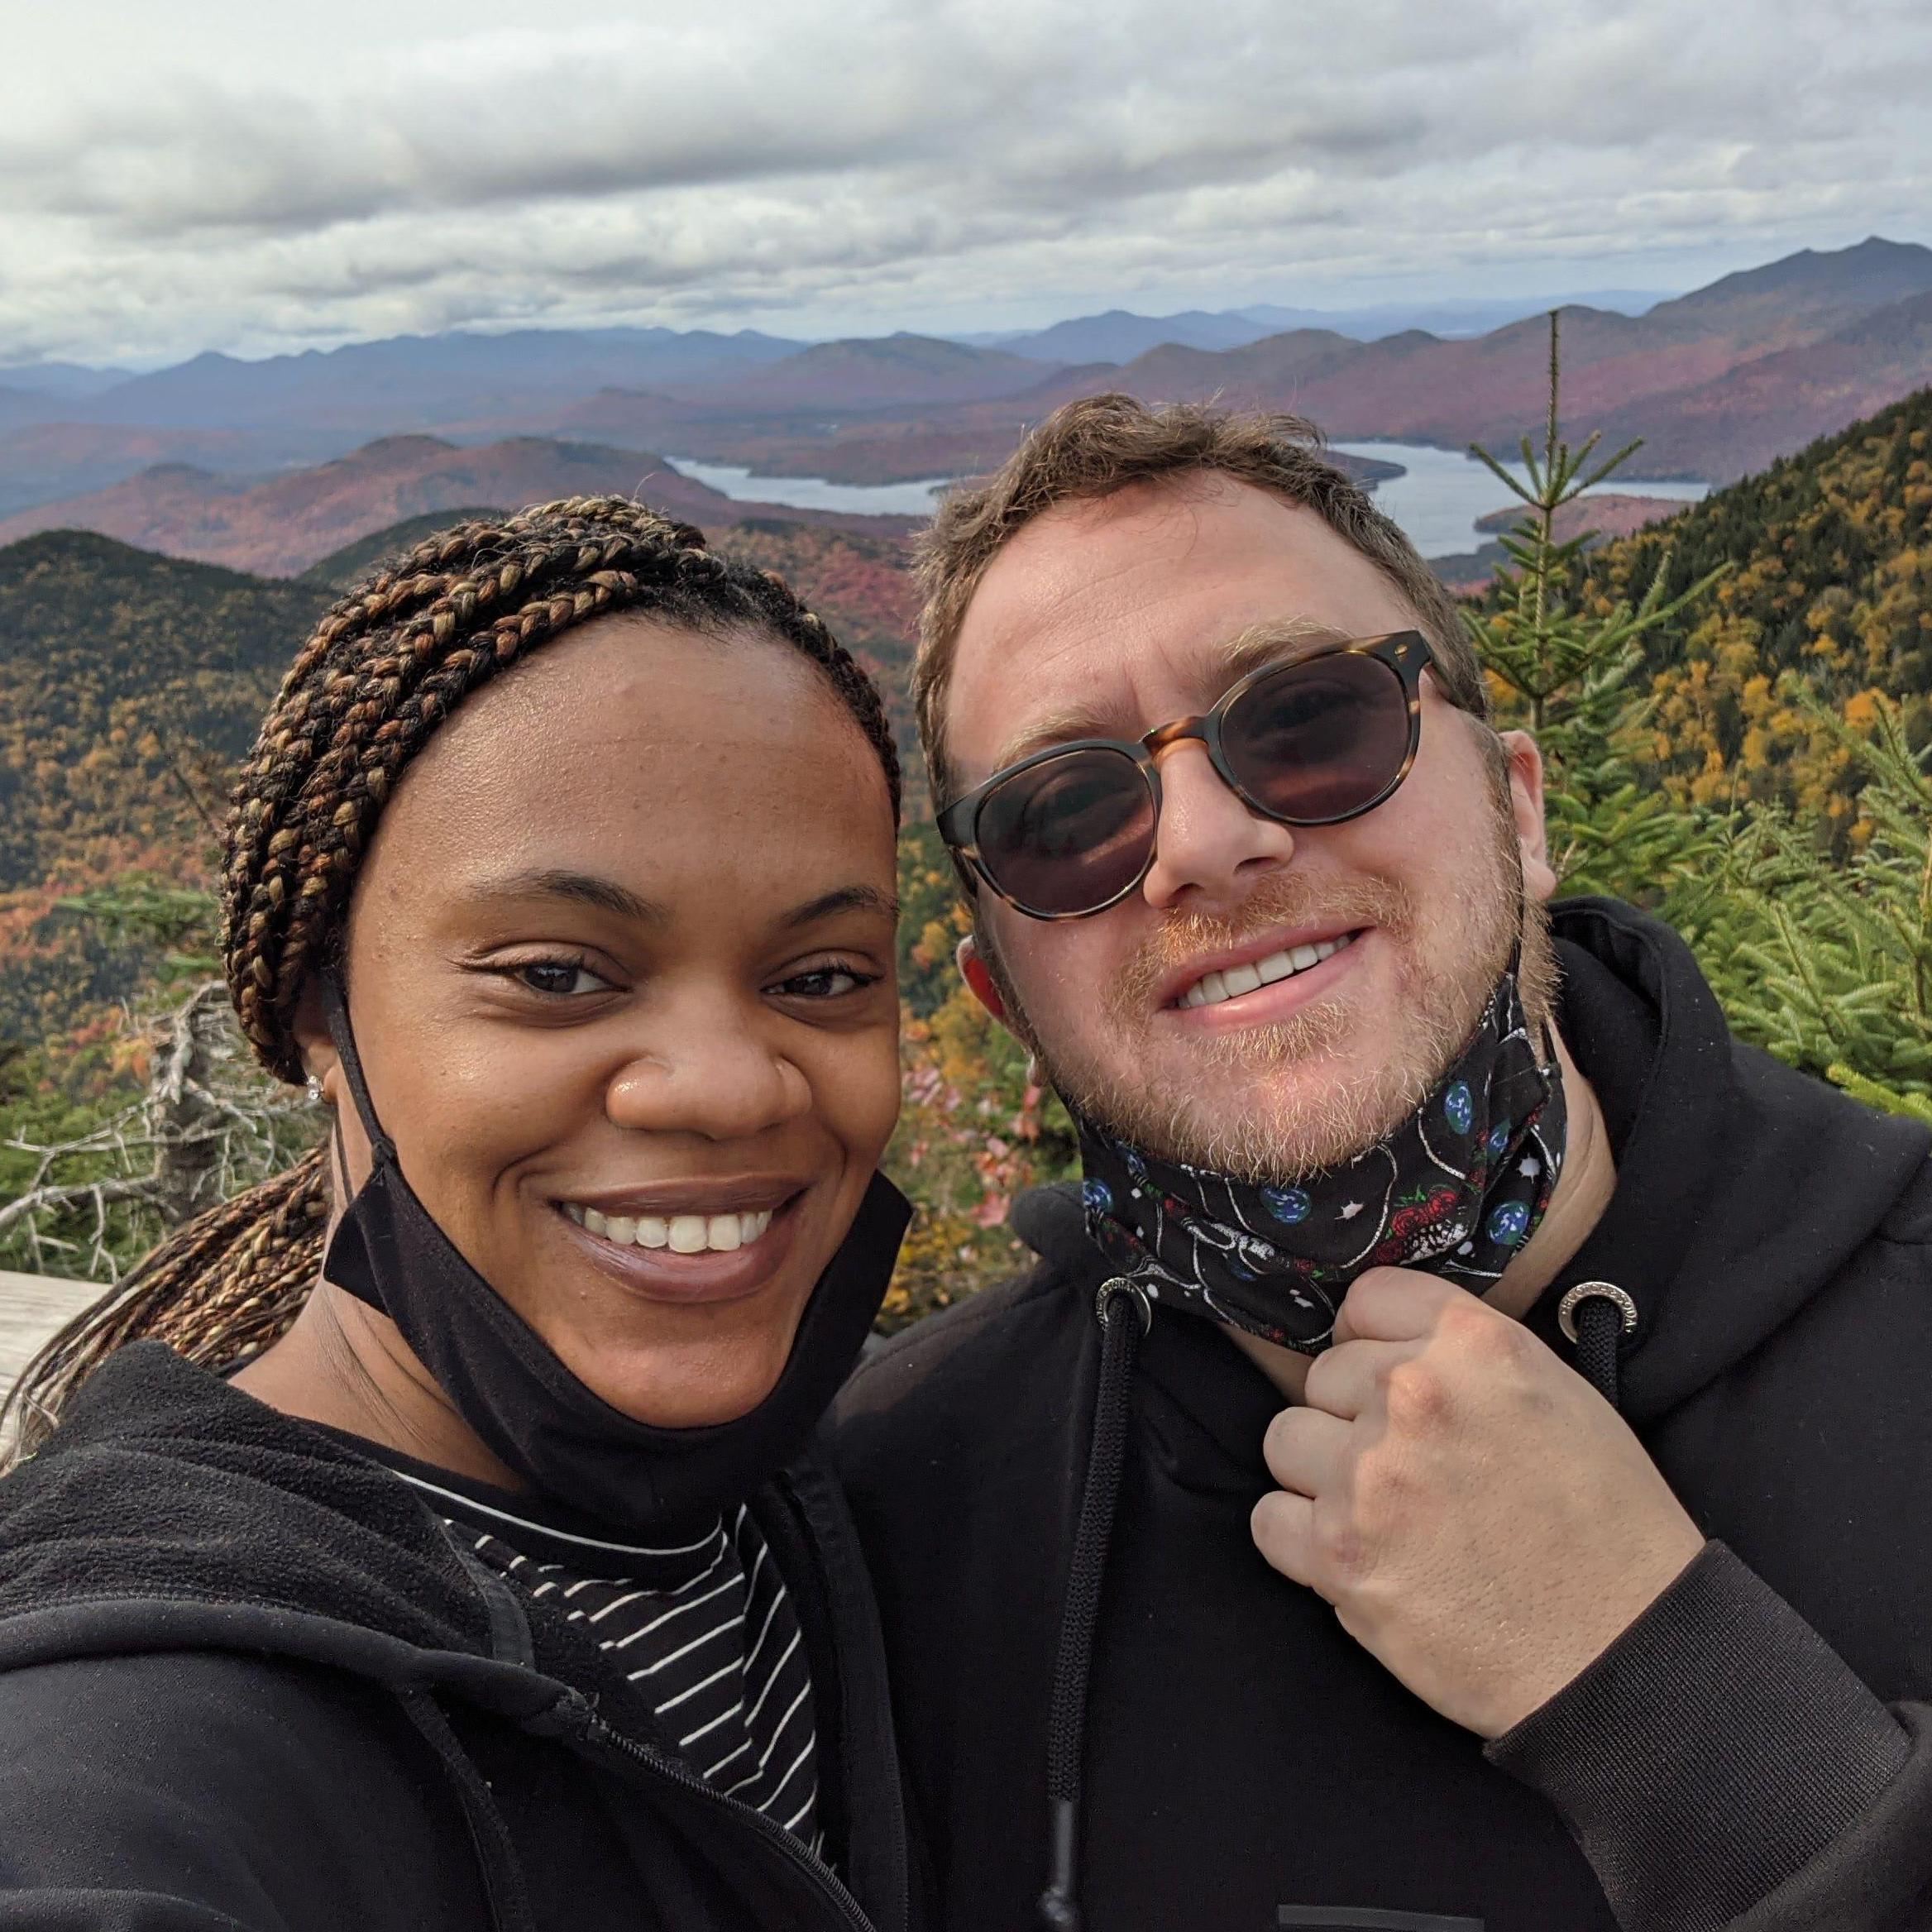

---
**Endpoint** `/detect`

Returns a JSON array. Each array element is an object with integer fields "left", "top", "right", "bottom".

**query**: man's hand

[{"left": 1250, "top": 1267, "right": 1705, "bottom": 1738}]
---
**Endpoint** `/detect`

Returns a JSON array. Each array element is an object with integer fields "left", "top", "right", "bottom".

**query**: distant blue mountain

[
  {"left": 76, "top": 328, "right": 808, "bottom": 432},
  {"left": 0, "top": 362, "right": 127, "bottom": 401},
  {"left": 959, "top": 290, "right": 1672, "bottom": 362}
]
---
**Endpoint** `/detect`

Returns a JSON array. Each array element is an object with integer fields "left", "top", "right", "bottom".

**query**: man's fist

[{"left": 1250, "top": 1266, "right": 1705, "bottom": 1738}]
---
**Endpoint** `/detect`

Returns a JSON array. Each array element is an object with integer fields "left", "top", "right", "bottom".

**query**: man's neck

[{"left": 1231, "top": 1022, "right": 1616, "bottom": 1404}]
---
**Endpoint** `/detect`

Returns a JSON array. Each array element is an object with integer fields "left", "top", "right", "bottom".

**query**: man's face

[{"left": 944, "top": 475, "right": 1557, "bottom": 1180}]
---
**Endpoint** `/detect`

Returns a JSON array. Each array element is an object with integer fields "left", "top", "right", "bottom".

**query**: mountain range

[
  {"left": 957, "top": 291, "right": 1671, "bottom": 362},
  {"left": 0, "top": 436, "right": 917, "bottom": 578},
  {"left": 0, "top": 237, "right": 1925, "bottom": 543}
]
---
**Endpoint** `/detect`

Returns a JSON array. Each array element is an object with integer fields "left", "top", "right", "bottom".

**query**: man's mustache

[{"left": 1107, "top": 875, "right": 1418, "bottom": 1017}]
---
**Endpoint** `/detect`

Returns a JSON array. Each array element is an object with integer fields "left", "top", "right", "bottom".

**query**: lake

[
  {"left": 1330, "top": 440, "right": 1709, "bottom": 558},
  {"left": 664, "top": 457, "right": 953, "bottom": 518},
  {"left": 668, "top": 441, "right": 1710, "bottom": 558}
]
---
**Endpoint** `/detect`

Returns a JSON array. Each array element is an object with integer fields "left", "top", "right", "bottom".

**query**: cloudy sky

[{"left": 2, "top": 0, "right": 1927, "bottom": 366}]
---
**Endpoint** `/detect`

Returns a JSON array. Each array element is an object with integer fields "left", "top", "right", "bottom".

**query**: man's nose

[{"left": 1139, "top": 740, "right": 1297, "bottom": 911}]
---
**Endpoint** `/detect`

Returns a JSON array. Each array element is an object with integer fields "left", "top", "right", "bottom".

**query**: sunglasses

[{"left": 937, "top": 629, "right": 1433, "bottom": 920}]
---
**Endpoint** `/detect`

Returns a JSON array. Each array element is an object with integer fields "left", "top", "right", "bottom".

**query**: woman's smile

[{"left": 553, "top": 1183, "right": 811, "bottom": 1307}]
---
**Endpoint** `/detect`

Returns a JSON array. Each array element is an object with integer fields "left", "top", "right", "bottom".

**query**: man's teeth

[
  {"left": 1179, "top": 932, "right": 1356, "bottom": 1009},
  {"left": 561, "top": 1205, "right": 776, "bottom": 1251}
]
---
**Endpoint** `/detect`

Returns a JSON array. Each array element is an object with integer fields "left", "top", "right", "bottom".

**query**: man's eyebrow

[
  {"left": 467, "top": 868, "right": 666, "bottom": 924},
  {"left": 778, "top": 885, "right": 900, "bottom": 930},
  {"left": 1206, "top": 619, "right": 1358, "bottom": 687},
  {"left": 981, "top": 619, "right": 1362, "bottom": 777}
]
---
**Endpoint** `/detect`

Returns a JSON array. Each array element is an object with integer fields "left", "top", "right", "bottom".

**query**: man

[{"left": 833, "top": 395, "right": 1932, "bottom": 1932}]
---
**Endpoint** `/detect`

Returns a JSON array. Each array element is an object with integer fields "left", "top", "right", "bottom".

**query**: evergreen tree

[
  {"left": 1461, "top": 313, "right": 1733, "bottom": 931},
  {"left": 1466, "top": 314, "right": 1930, "bottom": 1127},
  {"left": 1723, "top": 691, "right": 1932, "bottom": 1124}
]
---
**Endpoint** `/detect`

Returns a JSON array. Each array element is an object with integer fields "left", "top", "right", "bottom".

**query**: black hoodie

[
  {"left": 832, "top": 899, "right": 1932, "bottom": 1932},
  {"left": 0, "top": 1343, "right": 915, "bottom": 1932}
]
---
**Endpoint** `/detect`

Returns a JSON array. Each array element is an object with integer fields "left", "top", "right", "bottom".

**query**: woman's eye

[
  {"left": 773, "top": 965, "right": 876, "bottom": 1000},
  {"left": 513, "top": 960, "right": 612, "bottom": 997}
]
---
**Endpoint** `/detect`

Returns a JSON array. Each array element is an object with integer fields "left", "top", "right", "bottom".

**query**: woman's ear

[
  {"left": 1499, "top": 729, "right": 1559, "bottom": 903},
  {"left": 289, "top": 977, "right": 343, "bottom": 1104}
]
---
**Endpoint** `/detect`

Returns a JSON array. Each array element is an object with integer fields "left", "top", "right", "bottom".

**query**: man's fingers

[
  {"left": 1260, "top": 1406, "right": 1351, "bottom": 1498},
  {"left": 1251, "top": 1489, "right": 1319, "bottom": 1589},
  {"left": 1302, "top": 1338, "right": 1415, "bottom": 1421},
  {"left": 1332, "top": 1265, "right": 1461, "bottom": 1346}
]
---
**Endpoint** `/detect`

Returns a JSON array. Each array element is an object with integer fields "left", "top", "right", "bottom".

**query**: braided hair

[{"left": 5, "top": 496, "right": 900, "bottom": 1457}]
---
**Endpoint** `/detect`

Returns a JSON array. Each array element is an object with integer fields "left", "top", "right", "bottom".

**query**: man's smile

[{"left": 1157, "top": 921, "right": 1369, "bottom": 1020}]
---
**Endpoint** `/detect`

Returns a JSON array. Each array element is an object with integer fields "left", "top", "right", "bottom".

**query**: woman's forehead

[{"left": 360, "top": 618, "right": 893, "bottom": 900}]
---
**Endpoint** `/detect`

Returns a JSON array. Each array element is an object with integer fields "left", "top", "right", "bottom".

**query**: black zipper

[
  {"left": 562, "top": 1695, "right": 879, "bottom": 1932},
  {"left": 761, "top": 1468, "right": 913, "bottom": 1932}
]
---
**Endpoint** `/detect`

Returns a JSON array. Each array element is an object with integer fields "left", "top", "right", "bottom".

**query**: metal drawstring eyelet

[
  {"left": 1558, "top": 1279, "right": 1639, "bottom": 1346},
  {"left": 1095, "top": 1277, "right": 1153, "bottom": 1335}
]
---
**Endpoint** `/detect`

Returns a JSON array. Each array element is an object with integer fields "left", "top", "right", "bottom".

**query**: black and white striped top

[{"left": 349, "top": 1444, "right": 825, "bottom": 1852}]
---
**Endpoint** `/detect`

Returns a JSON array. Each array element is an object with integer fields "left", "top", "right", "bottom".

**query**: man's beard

[{"left": 983, "top": 798, "right": 1559, "bottom": 1184}]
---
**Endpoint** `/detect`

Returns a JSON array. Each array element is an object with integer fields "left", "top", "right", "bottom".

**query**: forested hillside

[
  {"left": 1566, "top": 385, "right": 1932, "bottom": 832},
  {"left": 0, "top": 533, "right": 327, "bottom": 892}
]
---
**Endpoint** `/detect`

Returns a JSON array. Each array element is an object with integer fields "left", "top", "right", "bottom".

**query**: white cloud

[{"left": 0, "top": 0, "right": 1926, "bottom": 362}]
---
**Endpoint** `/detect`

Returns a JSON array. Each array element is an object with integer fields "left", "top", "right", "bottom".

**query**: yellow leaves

[{"left": 1844, "top": 688, "right": 1884, "bottom": 731}]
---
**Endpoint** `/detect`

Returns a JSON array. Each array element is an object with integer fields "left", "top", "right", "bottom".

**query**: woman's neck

[{"left": 230, "top": 1279, "right": 528, "bottom": 1490}]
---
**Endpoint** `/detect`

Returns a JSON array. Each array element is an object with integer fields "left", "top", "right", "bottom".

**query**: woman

[{"left": 0, "top": 499, "right": 916, "bottom": 1932}]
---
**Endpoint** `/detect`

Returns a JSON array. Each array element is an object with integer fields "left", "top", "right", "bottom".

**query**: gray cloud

[{"left": 0, "top": 0, "right": 1927, "bottom": 363}]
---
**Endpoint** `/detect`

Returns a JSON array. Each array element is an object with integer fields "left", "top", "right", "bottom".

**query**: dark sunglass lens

[
  {"left": 976, "top": 748, "right": 1155, "bottom": 915},
  {"left": 1224, "top": 653, "right": 1412, "bottom": 821}
]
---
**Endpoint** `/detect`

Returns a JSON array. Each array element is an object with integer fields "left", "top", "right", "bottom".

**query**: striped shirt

[{"left": 342, "top": 1442, "right": 825, "bottom": 1852}]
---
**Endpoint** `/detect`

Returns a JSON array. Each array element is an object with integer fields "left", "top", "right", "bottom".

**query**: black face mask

[
  {"left": 1074, "top": 964, "right": 1566, "bottom": 1352},
  {"left": 318, "top": 974, "right": 910, "bottom": 1535}
]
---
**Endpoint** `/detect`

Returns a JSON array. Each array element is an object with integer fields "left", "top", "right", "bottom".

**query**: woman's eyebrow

[
  {"left": 777, "top": 885, "right": 900, "bottom": 931},
  {"left": 471, "top": 868, "right": 667, "bottom": 924}
]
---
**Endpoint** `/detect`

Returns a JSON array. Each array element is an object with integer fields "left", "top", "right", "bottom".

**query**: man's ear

[
  {"left": 1499, "top": 729, "right": 1558, "bottom": 903},
  {"left": 957, "top": 934, "right": 1009, "bottom": 1025}
]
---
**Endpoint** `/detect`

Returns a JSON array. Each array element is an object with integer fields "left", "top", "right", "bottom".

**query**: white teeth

[
  {"left": 1179, "top": 930, "right": 1356, "bottom": 1010},
  {"left": 564, "top": 1203, "right": 777, "bottom": 1252}
]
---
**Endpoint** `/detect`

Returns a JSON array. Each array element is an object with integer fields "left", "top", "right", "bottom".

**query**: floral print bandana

[{"left": 1074, "top": 968, "right": 1566, "bottom": 1352}]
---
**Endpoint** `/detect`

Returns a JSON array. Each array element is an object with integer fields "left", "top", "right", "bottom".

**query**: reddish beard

[{"left": 984, "top": 834, "right": 1551, "bottom": 1183}]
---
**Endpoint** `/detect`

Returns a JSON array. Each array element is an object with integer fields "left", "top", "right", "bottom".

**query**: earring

[{"left": 306, "top": 1074, "right": 324, "bottom": 1104}]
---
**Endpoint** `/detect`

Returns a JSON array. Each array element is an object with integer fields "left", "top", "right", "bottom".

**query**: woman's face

[{"left": 304, "top": 614, "right": 901, "bottom": 1429}]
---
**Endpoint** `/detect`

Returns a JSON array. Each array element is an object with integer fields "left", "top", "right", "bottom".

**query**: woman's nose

[
  {"left": 1139, "top": 740, "right": 1297, "bottom": 911},
  {"left": 603, "top": 1003, "right": 812, "bottom": 1143}
]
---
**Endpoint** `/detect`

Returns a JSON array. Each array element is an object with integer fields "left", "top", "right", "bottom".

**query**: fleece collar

[{"left": 1013, "top": 897, "right": 1932, "bottom": 1424}]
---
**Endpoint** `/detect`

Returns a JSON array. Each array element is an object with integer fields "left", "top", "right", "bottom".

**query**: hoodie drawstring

[
  {"left": 1558, "top": 1279, "right": 1639, "bottom": 1412},
  {"left": 398, "top": 1688, "right": 539, "bottom": 1932},
  {"left": 1040, "top": 1271, "right": 1640, "bottom": 1926},
  {"left": 1039, "top": 1278, "right": 1150, "bottom": 1932}
]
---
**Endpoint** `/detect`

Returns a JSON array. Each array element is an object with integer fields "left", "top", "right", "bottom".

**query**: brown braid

[{"left": 4, "top": 497, "right": 900, "bottom": 1459}]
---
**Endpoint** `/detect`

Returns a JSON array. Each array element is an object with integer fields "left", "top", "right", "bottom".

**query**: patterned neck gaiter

[{"left": 1074, "top": 968, "right": 1566, "bottom": 1353}]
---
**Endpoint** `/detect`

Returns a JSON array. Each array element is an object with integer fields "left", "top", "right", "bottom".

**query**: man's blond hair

[{"left": 911, "top": 393, "right": 1490, "bottom": 802}]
